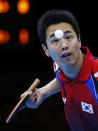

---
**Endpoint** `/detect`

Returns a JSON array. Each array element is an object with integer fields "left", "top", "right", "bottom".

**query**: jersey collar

[{"left": 59, "top": 47, "right": 94, "bottom": 82}]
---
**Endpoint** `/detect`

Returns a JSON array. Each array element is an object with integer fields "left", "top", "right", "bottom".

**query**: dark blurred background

[{"left": 0, "top": 0, "right": 97, "bottom": 131}]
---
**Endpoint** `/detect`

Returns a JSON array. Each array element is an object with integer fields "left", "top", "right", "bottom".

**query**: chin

[{"left": 62, "top": 60, "right": 76, "bottom": 67}]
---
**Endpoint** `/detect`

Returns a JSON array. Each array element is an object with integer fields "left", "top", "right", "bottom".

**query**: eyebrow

[
  {"left": 50, "top": 34, "right": 55, "bottom": 38},
  {"left": 64, "top": 30, "right": 72, "bottom": 34},
  {"left": 49, "top": 30, "right": 72, "bottom": 38}
]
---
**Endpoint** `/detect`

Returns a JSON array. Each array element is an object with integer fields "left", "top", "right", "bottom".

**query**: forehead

[{"left": 46, "top": 22, "right": 75, "bottom": 37}]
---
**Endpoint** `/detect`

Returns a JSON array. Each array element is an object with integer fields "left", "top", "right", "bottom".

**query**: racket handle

[{"left": 27, "top": 78, "right": 40, "bottom": 92}]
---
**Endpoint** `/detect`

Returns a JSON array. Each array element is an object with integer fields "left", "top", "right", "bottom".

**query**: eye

[
  {"left": 65, "top": 36, "right": 73, "bottom": 40},
  {"left": 51, "top": 39, "right": 60, "bottom": 43}
]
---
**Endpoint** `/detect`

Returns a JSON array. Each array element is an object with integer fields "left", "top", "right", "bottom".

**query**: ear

[
  {"left": 78, "top": 35, "right": 81, "bottom": 48},
  {"left": 41, "top": 44, "right": 50, "bottom": 57}
]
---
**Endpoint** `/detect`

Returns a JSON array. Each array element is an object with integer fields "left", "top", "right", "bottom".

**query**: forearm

[{"left": 40, "top": 77, "right": 60, "bottom": 98}]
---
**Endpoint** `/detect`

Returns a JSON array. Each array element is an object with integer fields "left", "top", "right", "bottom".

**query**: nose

[
  {"left": 60, "top": 39, "right": 68, "bottom": 51},
  {"left": 62, "top": 45, "right": 68, "bottom": 51}
]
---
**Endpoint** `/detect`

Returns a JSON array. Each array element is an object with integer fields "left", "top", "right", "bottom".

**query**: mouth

[{"left": 61, "top": 52, "right": 72, "bottom": 58}]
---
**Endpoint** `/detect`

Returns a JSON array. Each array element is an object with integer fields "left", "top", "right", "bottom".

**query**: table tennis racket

[{"left": 5, "top": 78, "right": 40, "bottom": 123}]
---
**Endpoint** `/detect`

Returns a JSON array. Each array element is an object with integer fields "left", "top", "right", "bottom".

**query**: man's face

[{"left": 43, "top": 22, "right": 81, "bottom": 67}]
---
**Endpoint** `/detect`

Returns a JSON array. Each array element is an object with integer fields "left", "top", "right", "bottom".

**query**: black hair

[{"left": 37, "top": 9, "right": 80, "bottom": 46}]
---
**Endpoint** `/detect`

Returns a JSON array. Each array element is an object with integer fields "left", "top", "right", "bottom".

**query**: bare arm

[{"left": 40, "top": 77, "right": 60, "bottom": 99}]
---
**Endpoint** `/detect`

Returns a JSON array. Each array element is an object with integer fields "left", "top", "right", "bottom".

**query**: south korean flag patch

[{"left": 81, "top": 102, "right": 94, "bottom": 114}]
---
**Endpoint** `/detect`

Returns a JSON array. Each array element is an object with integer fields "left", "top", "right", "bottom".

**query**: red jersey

[{"left": 55, "top": 47, "right": 98, "bottom": 131}]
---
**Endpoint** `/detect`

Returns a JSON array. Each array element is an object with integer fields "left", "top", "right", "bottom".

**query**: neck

[{"left": 60, "top": 51, "right": 85, "bottom": 80}]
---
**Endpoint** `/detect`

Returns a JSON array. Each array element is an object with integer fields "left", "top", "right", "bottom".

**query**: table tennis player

[{"left": 21, "top": 9, "right": 98, "bottom": 130}]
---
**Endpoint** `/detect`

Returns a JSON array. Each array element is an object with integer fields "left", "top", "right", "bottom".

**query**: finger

[
  {"left": 20, "top": 91, "right": 27, "bottom": 98},
  {"left": 30, "top": 95, "right": 37, "bottom": 102},
  {"left": 29, "top": 91, "right": 36, "bottom": 98}
]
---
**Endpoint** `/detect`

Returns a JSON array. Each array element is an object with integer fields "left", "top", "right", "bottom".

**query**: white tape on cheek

[{"left": 55, "top": 29, "right": 63, "bottom": 39}]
